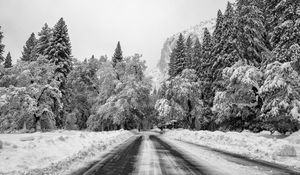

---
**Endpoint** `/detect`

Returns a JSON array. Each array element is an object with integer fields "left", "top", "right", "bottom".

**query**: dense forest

[
  {"left": 0, "top": 0, "right": 300, "bottom": 134},
  {"left": 156, "top": 0, "right": 300, "bottom": 134}
]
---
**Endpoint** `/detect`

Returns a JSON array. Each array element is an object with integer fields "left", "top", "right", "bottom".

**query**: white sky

[{"left": 0, "top": 0, "right": 232, "bottom": 68}]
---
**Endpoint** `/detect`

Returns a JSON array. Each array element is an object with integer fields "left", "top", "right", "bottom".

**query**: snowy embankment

[
  {"left": 0, "top": 130, "right": 133, "bottom": 175},
  {"left": 163, "top": 129, "right": 300, "bottom": 169}
]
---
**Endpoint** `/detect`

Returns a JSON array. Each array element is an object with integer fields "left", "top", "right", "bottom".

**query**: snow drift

[
  {"left": 0, "top": 130, "right": 133, "bottom": 174},
  {"left": 163, "top": 129, "right": 300, "bottom": 169}
]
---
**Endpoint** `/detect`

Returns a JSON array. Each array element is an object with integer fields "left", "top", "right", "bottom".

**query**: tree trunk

[
  {"left": 190, "top": 117, "right": 196, "bottom": 130},
  {"left": 22, "top": 121, "right": 27, "bottom": 131}
]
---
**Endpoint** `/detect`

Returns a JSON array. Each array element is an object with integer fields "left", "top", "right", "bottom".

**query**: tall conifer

[
  {"left": 236, "top": 0, "right": 267, "bottom": 67},
  {"left": 212, "top": 10, "right": 224, "bottom": 56},
  {"left": 173, "top": 33, "right": 186, "bottom": 76},
  {"left": 192, "top": 37, "right": 202, "bottom": 71},
  {"left": 35, "top": 23, "right": 52, "bottom": 58},
  {"left": 4, "top": 52, "right": 12, "bottom": 68},
  {"left": 0, "top": 26, "right": 4, "bottom": 63},
  {"left": 112, "top": 41, "right": 123, "bottom": 67},
  {"left": 21, "top": 33, "right": 37, "bottom": 61},
  {"left": 185, "top": 35, "right": 193, "bottom": 69},
  {"left": 46, "top": 18, "right": 72, "bottom": 76},
  {"left": 270, "top": 0, "right": 300, "bottom": 63}
]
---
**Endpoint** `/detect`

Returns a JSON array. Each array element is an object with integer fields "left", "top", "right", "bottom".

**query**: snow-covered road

[{"left": 80, "top": 132, "right": 300, "bottom": 175}]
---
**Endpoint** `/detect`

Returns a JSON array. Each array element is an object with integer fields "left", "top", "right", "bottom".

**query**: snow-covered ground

[
  {"left": 163, "top": 129, "right": 300, "bottom": 169},
  {"left": 0, "top": 130, "right": 133, "bottom": 175}
]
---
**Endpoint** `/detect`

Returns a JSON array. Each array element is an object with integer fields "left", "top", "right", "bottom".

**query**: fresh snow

[
  {"left": 161, "top": 137, "right": 278, "bottom": 175},
  {"left": 0, "top": 130, "right": 133, "bottom": 174},
  {"left": 163, "top": 129, "right": 300, "bottom": 169}
]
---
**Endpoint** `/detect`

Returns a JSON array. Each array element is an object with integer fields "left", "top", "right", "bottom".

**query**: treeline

[
  {"left": 156, "top": 0, "right": 300, "bottom": 133},
  {"left": 0, "top": 18, "right": 154, "bottom": 132}
]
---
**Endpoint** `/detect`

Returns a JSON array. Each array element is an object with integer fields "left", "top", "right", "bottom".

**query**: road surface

[{"left": 80, "top": 132, "right": 300, "bottom": 175}]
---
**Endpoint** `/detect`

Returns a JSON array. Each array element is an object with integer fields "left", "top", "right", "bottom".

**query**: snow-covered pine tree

[
  {"left": 270, "top": 0, "right": 300, "bottom": 64},
  {"left": 198, "top": 28, "right": 213, "bottom": 80},
  {"left": 235, "top": 0, "right": 267, "bottom": 67},
  {"left": 185, "top": 35, "right": 193, "bottom": 69},
  {"left": 219, "top": 2, "right": 237, "bottom": 57},
  {"left": 46, "top": 18, "right": 72, "bottom": 77},
  {"left": 4, "top": 52, "right": 12, "bottom": 68},
  {"left": 21, "top": 33, "right": 37, "bottom": 62},
  {"left": 0, "top": 26, "right": 4, "bottom": 64},
  {"left": 212, "top": 9, "right": 224, "bottom": 56},
  {"left": 210, "top": 10, "right": 227, "bottom": 91},
  {"left": 173, "top": 33, "right": 186, "bottom": 77},
  {"left": 192, "top": 37, "right": 202, "bottom": 71},
  {"left": 112, "top": 41, "right": 123, "bottom": 67},
  {"left": 42, "top": 18, "right": 72, "bottom": 128},
  {"left": 264, "top": 0, "right": 281, "bottom": 31},
  {"left": 212, "top": 2, "right": 239, "bottom": 87},
  {"left": 263, "top": 0, "right": 282, "bottom": 50},
  {"left": 35, "top": 23, "right": 52, "bottom": 58}
]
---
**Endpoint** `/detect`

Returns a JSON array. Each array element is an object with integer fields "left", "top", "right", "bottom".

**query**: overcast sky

[{"left": 0, "top": 0, "right": 232, "bottom": 68}]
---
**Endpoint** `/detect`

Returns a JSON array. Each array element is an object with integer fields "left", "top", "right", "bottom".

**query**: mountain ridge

[{"left": 148, "top": 18, "right": 216, "bottom": 89}]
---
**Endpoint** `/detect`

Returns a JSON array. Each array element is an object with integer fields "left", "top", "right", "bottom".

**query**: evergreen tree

[
  {"left": 263, "top": 0, "right": 282, "bottom": 50},
  {"left": 211, "top": 3, "right": 240, "bottom": 92},
  {"left": 4, "top": 52, "right": 12, "bottom": 68},
  {"left": 212, "top": 10, "right": 224, "bottom": 59},
  {"left": 211, "top": 9, "right": 226, "bottom": 88},
  {"left": 173, "top": 33, "right": 186, "bottom": 77},
  {"left": 35, "top": 23, "right": 52, "bottom": 57},
  {"left": 0, "top": 26, "right": 4, "bottom": 63},
  {"left": 212, "top": 10, "right": 224, "bottom": 48},
  {"left": 201, "top": 28, "right": 213, "bottom": 62},
  {"left": 263, "top": 0, "right": 283, "bottom": 35},
  {"left": 200, "top": 28, "right": 214, "bottom": 107},
  {"left": 185, "top": 35, "right": 193, "bottom": 69},
  {"left": 198, "top": 28, "right": 213, "bottom": 80},
  {"left": 236, "top": 0, "right": 267, "bottom": 67},
  {"left": 112, "top": 41, "right": 123, "bottom": 67},
  {"left": 21, "top": 33, "right": 37, "bottom": 61},
  {"left": 270, "top": 0, "right": 300, "bottom": 63},
  {"left": 191, "top": 37, "right": 202, "bottom": 71},
  {"left": 46, "top": 18, "right": 72, "bottom": 77},
  {"left": 220, "top": 2, "right": 237, "bottom": 57},
  {"left": 43, "top": 18, "right": 72, "bottom": 128}
]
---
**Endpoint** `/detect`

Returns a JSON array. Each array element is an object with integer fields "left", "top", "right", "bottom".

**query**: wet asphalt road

[{"left": 80, "top": 133, "right": 300, "bottom": 175}]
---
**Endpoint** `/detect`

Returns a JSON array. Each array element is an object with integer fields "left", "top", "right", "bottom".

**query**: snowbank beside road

[
  {"left": 163, "top": 129, "right": 300, "bottom": 169},
  {"left": 0, "top": 130, "right": 133, "bottom": 175}
]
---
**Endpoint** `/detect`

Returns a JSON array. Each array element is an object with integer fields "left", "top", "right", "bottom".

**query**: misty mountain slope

[{"left": 148, "top": 18, "right": 216, "bottom": 89}]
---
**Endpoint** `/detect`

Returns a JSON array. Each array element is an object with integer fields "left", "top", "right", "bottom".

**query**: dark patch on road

[{"left": 82, "top": 135, "right": 142, "bottom": 175}]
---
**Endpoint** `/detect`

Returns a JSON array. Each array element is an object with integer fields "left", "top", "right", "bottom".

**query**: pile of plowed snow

[
  {"left": 0, "top": 130, "right": 133, "bottom": 174},
  {"left": 164, "top": 129, "right": 300, "bottom": 169}
]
